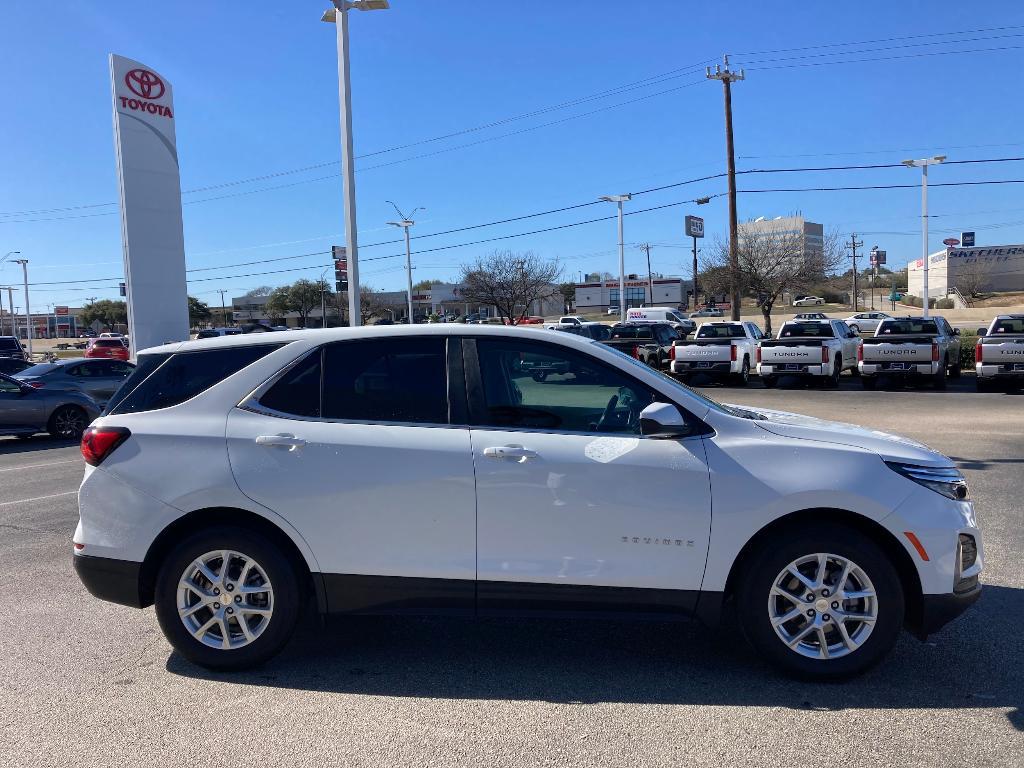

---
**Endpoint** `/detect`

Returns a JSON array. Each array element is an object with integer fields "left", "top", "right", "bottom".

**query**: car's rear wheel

[
  {"left": 47, "top": 405, "right": 88, "bottom": 440},
  {"left": 950, "top": 359, "right": 962, "bottom": 378},
  {"left": 737, "top": 524, "right": 904, "bottom": 679},
  {"left": 154, "top": 527, "right": 301, "bottom": 671},
  {"left": 730, "top": 357, "right": 750, "bottom": 386},
  {"left": 823, "top": 355, "right": 842, "bottom": 388},
  {"left": 932, "top": 358, "right": 948, "bottom": 389}
]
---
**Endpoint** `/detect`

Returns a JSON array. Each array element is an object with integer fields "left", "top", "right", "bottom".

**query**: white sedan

[
  {"left": 792, "top": 296, "right": 825, "bottom": 307},
  {"left": 844, "top": 312, "right": 893, "bottom": 335}
]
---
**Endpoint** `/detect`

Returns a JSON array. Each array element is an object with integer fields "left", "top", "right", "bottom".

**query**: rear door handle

[
  {"left": 255, "top": 434, "right": 307, "bottom": 450},
  {"left": 483, "top": 445, "right": 538, "bottom": 461}
]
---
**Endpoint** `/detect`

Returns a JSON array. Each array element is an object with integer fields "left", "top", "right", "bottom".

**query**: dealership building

[
  {"left": 907, "top": 243, "right": 1024, "bottom": 300},
  {"left": 575, "top": 276, "right": 695, "bottom": 313}
]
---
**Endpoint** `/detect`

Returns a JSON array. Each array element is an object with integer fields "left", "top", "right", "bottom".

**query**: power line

[{"left": 741, "top": 44, "right": 1024, "bottom": 72}]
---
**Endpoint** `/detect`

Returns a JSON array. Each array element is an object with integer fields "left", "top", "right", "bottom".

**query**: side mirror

[
  {"left": 640, "top": 402, "right": 691, "bottom": 440},
  {"left": 976, "top": 327, "right": 987, "bottom": 336},
  {"left": 953, "top": 328, "right": 961, "bottom": 336}
]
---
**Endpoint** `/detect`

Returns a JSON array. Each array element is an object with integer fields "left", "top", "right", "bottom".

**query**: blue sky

[{"left": 2, "top": 1, "right": 1024, "bottom": 311}]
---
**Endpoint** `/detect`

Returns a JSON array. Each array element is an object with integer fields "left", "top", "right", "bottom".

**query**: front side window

[
  {"left": 321, "top": 338, "right": 448, "bottom": 424},
  {"left": 475, "top": 338, "right": 656, "bottom": 434},
  {"left": 0, "top": 376, "right": 21, "bottom": 393}
]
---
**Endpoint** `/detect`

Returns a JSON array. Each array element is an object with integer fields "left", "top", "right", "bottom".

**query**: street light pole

[
  {"left": 902, "top": 155, "right": 945, "bottom": 319},
  {"left": 600, "top": 194, "right": 631, "bottom": 323},
  {"left": 322, "top": 0, "right": 389, "bottom": 328},
  {"left": 14, "top": 259, "right": 31, "bottom": 355},
  {"left": 387, "top": 202, "right": 423, "bottom": 324}
]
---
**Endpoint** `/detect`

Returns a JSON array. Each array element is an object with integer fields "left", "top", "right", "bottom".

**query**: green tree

[
  {"left": 413, "top": 278, "right": 443, "bottom": 291},
  {"left": 558, "top": 282, "right": 576, "bottom": 311},
  {"left": 81, "top": 299, "right": 128, "bottom": 329},
  {"left": 264, "top": 286, "right": 292, "bottom": 324},
  {"left": 188, "top": 296, "right": 211, "bottom": 327}
]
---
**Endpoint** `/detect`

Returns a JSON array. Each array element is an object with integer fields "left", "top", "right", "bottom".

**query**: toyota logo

[{"left": 125, "top": 69, "right": 165, "bottom": 100}]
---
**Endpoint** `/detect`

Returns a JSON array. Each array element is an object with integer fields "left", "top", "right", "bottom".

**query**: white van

[{"left": 626, "top": 307, "right": 696, "bottom": 335}]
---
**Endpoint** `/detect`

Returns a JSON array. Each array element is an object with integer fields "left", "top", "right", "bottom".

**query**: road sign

[
  {"left": 119, "top": 282, "right": 126, "bottom": 297},
  {"left": 684, "top": 215, "right": 704, "bottom": 238},
  {"left": 55, "top": 306, "right": 69, "bottom": 316},
  {"left": 943, "top": 237, "right": 960, "bottom": 247},
  {"left": 332, "top": 245, "right": 348, "bottom": 292},
  {"left": 961, "top": 231, "right": 975, "bottom": 247}
]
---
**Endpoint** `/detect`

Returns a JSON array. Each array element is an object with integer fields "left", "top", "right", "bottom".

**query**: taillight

[
  {"left": 27, "top": 381, "right": 44, "bottom": 388},
  {"left": 669, "top": 345, "right": 676, "bottom": 361},
  {"left": 821, "top": 346, "right": 829, "bottom": 363},
  {"left": 80, "top": 427, "right": 130, "bottom": 467},
  {"left": 756, "top": 346, "right": 762, "bottom": 363},
  {"left": 632, "top": 345, "right": 640, "bottom": 360},
  {"left": 975, "top": 341, "right": 983, "bottom": 363},
  {"left": 730, "top": 344, "right": 737, "bottom": 361},
  {"left": 931, "top": 342, "right": 939, "bottom": 362},
  {"left": 857, "top": 345, "right": 863, "bottom": 362}
]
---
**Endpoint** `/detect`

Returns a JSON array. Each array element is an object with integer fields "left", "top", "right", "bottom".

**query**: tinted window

[
  {"left": 609, "top": 326, "right": 655, "bottom": 340},
  {"left": 697, "top": 324, "right": 746, "bottom": 339},
  {"left": 587, "top": 325, "right": 612, "bottom": 341},
  {"left": 878, "top": 319, "right": 938, "bottom": 335},
  {"left": 94, "top": 340, "right": 124, "bottom": 348},
  {"left": 0, "top": 338, "right": 21, "bottom": 352},
  {"left": 475, "top": 338, "right": 656, "bottom": 434},
  {"left": 108, "top": 361, "right": 135, "bottom": 377},
  {"left": 779, "top": 322, "right": 834, "bottom": 338},
  {"left": 258, "top": 351, "right": 322, "bottom": 418},
  {"left": 992, "top": 318, "right": 1024, "bottom": 334},
  {"left": 16, "top": 363, "right": 61, "bottom": 377},
  {"left": 108, "top": 345, "right": 281, "bottom": 415},
  {"left": 322, "top": 338, "right": 447, "bottom": 424},
  {"left": 0, "top": 375, "right": 22, "bottom": 393}
]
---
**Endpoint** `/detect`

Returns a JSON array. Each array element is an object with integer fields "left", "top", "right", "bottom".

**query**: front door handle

[
  {"left": 483, "top": 445, "right": 538, "bottom": 461},
  {"left": 255, "top": 434, "right": 307, "bottom": 450}
]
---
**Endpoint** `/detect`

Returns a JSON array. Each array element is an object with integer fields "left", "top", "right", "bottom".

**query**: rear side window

[
  {"left": 779, "top": 323, "right": 834, "bottom": 338},
  {"left": 322, "top": 338, "right": 448, "bottom": 424},
  {"left": 878, "top": 320, "right": 938, "bottom": 335},
  {"left": 992, "top": 318, "right": 1024, "bottom": 334},
  {"left": 610, "top": 326, "right": 655, "bottom": 340},
  {"left": 108, "top": 345, "right": 281, "bottom": 415}
]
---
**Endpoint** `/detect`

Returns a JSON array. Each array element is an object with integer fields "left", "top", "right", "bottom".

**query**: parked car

[
  {"left": 0, "top": 372, "right": 99, "bottom": 439},
  {"left": 505, "top": 316, "right": 545, "bottom": 325},
  {"left": 858, "top": 316, "right": 961, "bottom": 390},
  {"left": 792, "top": 296, "right": 825, "bottom": 307},
  {"left": 626, "top": 307, "right": 696, "bottom": 336},
  {"left": 79, "top": 330, "right": 98, "bottom": 339},
  {"left": 602, "top": 322, "right": 678, "bottom": 367},
  {"left": 0, "top": 357, "right": 33, "bottom": 376},
  {"left": 794, "top": 312, "right": 829, "bottom": 321},
  {"left": 844, "top": 312, "right": 893, "bottom": 335},
  {"left": 196, "top": 327, "right": 243, "bottom": 339},
  {"left": 0, "top": 336, "right": 26, "bottom": 361},
  {"left": 73, "top": 326, "right": 983, "bottom": 678},
  {"left": 85, "top": 338, "right": 131, "bottom": 361},
  {"left": 555, "top": 322, "right": 612, "bottom": 341},
  {"left": 99, "top": 332, "right": 124, "bottom": 339},
  {"left": 606, "top": 306, "right": 621, "bottom": 316},
  {"left": 757, "top": 319, "right": 861, "bottom": 387},
  {"left": 14, "top": 358, "right": 136, "bottom": 408},
  {"left": 975, "top": 314, "right": 1024, "bottom": 391},
  {"left": 670, "top": 321, "right": 765, "bottom": 385},
  {"left": 690, "top": 307, "right": 725, "bottom": 318}
]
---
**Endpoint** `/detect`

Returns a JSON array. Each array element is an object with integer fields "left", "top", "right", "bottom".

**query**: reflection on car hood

[{"left": 726, "top": 405, "right": 952, "bottom": 467}]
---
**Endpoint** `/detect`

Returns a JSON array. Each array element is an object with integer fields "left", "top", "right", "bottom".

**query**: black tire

[
  {"left": 47, "top": 405, "right": 88, "bottom": 440},
  {"left": 975, "top": 376, "right": 994, "bottom": 393},
  {"left": 861, "top": 376, "right": 877, "bottom": 390},
  {"left": 736, "top": 522, "right": 904, "bottom": 680},
  {"left": 676, "top": 373, "right": 691, "bottom": 385},
  {"left": 531, "top": 371, "right": 548, "bottom": 382},
  {"left": 761, "top": 375, "right": 778, "bottom": 388},
  {"left": 950, "top": 359, "right": 962, "bottom": 379},
  {"left": 154, "top": 526, "right": 302, "bottom": 671},
  {"left": 823, "top": 355, "right": 842, "bottom": 388},
  {"left": 932, "top": 358, "right": 948, "bottom": 390},
  {"left": 730, "top": 357, "right": 751, "bottom": 387}
]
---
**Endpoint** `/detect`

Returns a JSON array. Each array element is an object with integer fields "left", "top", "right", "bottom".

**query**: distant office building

[
  {"left": 575, "top": 276, "right": 693, "bottom": 312},
  {"left": 738, "top": 214, "right": 825, "bottom": 268},
  {"left": 907, "top": 243, "right": 1024, "bottom": 300}
]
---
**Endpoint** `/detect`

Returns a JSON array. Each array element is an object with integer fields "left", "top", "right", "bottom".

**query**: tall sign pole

[
  {"left": 109, "top": 55, "right": 189, "bottom": 354},
  {"left": 685, "top": 215, "right": 705, "bottom": 310},
  {"left": 707, "top": 56, "right": 744, "bottom": 321}
]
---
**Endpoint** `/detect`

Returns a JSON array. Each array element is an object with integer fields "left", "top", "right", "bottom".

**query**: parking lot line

[
  {"left": 0, "top": 459, "right": 81, "bottom": 473},
  {"left": 0, "top": 490, "right": 78, "bottom": 507}
]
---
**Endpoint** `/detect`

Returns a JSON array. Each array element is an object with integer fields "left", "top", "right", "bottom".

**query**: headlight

[{"left": 885, "top": 461, "right": 969, "bottom": 501}]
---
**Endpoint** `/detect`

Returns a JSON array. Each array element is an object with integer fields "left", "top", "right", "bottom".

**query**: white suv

[{"left": 74, "top": 326, "right": 982, "bottom": 678}]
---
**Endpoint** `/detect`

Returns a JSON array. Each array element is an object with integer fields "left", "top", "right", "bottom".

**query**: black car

[
  {"left": 0, "top": 357, "right": 33, "bottom": 376},
  {"left": 601, "top": 323, "right": 679, "bottom": 368},
  {"left": 0, "top": 336, "right": 26, "bottom": 361}
]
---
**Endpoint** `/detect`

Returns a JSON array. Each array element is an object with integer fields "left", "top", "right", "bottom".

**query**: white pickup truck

[
  {"left": 975, "top": 314, "right": 1024, "bottom": 391},
  {"left": 670, "top": 321, "right": 764, "bottom": 386},
  {"left": 544, "top": 315, "right": 587, "bottom": 330},
  {"left": 858, "top": 316, "right": 961, "bottom": 390},
  {"left": 757, "top": 319, "right": 861, "bottom": 388}
]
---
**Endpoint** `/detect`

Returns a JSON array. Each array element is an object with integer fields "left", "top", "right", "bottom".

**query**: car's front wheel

[
  {"left": 155, "top": 527, "right": 301, "bottom": 671},
  {"left": 737, "top": 524, "right": 904, "bottom": 679},
  {"left": 47, "top": 405, "right": 88, "bottom": 440}
]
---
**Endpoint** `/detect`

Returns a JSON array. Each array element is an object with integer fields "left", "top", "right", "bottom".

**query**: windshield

[
  {"left": 779, "top": 322, "right": 833, "bottom": 338},
  {"left": 597, "top": 340, "right": 737, "bottom": 416},
  {"left": 697, "top": 324, "right": 746, "bottom": 339},
  {"left": 668, "top": 312, "right": 687, "bottom": 323},
  {"left": 878, "top": 319, "right": 938, "bottom": 335},
  {"left": 16, "top": 363, "right": 61, "bottom": 377}
]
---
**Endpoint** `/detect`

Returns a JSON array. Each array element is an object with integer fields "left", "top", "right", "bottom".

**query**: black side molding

[
  {"left": 915, "top": 584, "right": 982, "bottom": 638},
  {"left": 73, "top": 553, "right": 147, "bottom": 608}
]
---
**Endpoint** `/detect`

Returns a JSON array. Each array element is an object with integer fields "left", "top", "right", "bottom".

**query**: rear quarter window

[{"left": 107, "top": 344, "right": 282, "bottom": 415}]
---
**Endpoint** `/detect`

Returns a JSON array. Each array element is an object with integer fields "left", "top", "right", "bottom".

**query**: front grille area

[
  {"left": 954, "top": 574, "right": 979, "bottom": 595},
  {"left": 959, "top": 534, "right": 978, "bottom": 570}
]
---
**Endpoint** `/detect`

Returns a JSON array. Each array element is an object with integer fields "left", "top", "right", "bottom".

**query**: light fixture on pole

[
  {"left": 13, "top": 258, "right": 31, "bottom": 355},
  {"left": 322, "top": 0, "right": 390, "bottom": 328},
  {"left": 599, "top": 194, "right": 631, "bottom": 324},
  {"left": 901, "top": 155, "right": 945, "bottom": 319},
  {"left": 387, "top": 201, "right": 424, "bottom": 325}
]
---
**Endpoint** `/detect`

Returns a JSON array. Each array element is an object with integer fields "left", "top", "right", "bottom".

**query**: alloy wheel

[
  {"left": 177, "top": 549, "right": 275, "bottom": 650},
  {"left": 767, "top": 552, "right": 878, "bottom": 660},
  {"left": 53, "top": 407, "right": 86, "bottom": 439}
]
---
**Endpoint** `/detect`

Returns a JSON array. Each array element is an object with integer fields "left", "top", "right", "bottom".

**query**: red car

[
  {"left": 84, "top": 338, "right": 130, "bottom": 361},
  {"left": 503, "top": 316, "right": 546, "bottom": 325}
]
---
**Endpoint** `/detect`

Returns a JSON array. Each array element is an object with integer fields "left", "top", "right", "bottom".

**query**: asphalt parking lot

[{"left": 0, "top": 378, "right": 1021, "bottom": 767}]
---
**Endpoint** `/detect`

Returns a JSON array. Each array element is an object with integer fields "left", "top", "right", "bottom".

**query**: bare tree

[
  {"left": 954, "top": 257, "right": 992, "bottom": 298},
  {"left": 459, "top": 250, "right": 561, "bottom": 324},
  {"left": 358, "top": 285, "right": 401, "bottom": 324},
  {"left": 708, "top": 223, "right": 843, "bottom": 335}
]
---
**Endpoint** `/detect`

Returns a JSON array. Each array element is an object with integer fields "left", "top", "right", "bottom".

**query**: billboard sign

[
  {"left": 54, "top": 306, "right": 69, "bottom": 316},
  {"left": 942, "top": 237, "right": 960, "bottom": 247},
  {"left": 333, "top": 245, "right": 348, "bottom": 292},
  {"left": 684, "top": 215, "right": 705, "bottom": 238},
  {"left": 961, "top": 231, "right": 975, "bottom": 247},
  {"left": 110, "top": 54, "right": 189, "bottom": 354}
]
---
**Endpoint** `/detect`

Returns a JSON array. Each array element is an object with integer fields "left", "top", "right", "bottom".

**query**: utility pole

[
  {"left": 387, "top": 201, "right": 424, "bottom": 324},
  {"left": 217, "top": 289, "right": 228, "bottom": 327},
  {"left": 848, "top": 233, "right": 863, "bottom": 311},
  {"left": 637, "top": 243, "right": 654, "bottom": 305},
  {"left": 707, "top": 56, "right": 745, "bottom": 321},
  {"left": 13, "top": 259, "right": 31, "bottom": 355},
  {"left": 600, "top": 194, "right": 631, "bottom": 323}
]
